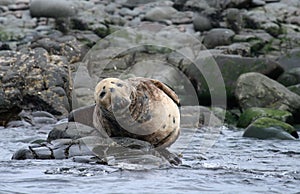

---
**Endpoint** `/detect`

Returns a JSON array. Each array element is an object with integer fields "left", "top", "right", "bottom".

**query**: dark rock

[
  {"left": 0, "top": 48, "right": 73, "bottom": 124},
  {"left": 237, "top": 107, "right": 293, "bottom": 128},
  {"left": 173, "top": 0, "right": 188, "bottom": 11},
  {"left": 11, "top": 148, "right": 34, "bottom": 160},
  {"left": 277, "top": 67, "right": 300, "bottom": 87},
  {"left": 47, "top": 122, "right": 101, "bottom": 142},
  {"left": 68, "top": 104, "right": 95, "bottom": 128},
  {"left": 235, "top": 72, "right": 300, "bottom": 116},
  {"left": 243, "top": 117, "right": 298, "bottom": 140},
  {"left": 193, "top": 14, "right": 212, "bottom": 32},
  {"left": 13, "top": 135, "right": 181, "bottom": 167},
  {"left": 203, "top": 28, "right": 235, "bottom": 49},
  {"left": 208, "top": 0, "right": 252, "bottom": 9}
]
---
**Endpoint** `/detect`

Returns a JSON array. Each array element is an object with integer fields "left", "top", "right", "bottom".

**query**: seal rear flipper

[
  {"left": 148, "top": 79, "right": 180, "bottom": 106},
  {"left": 155, "top": 148, "right": 182, "bottom": 166}
]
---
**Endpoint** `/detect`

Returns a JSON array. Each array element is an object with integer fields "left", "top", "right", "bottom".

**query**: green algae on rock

[
  {"left": 237, "top": 107, "right": 293, "bottom": 128},
  {"left": 243, "top": 117, "right": 299, "bottom": 140}
]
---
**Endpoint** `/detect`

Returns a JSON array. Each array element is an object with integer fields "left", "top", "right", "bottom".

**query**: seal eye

[{"left": 99, "top": 91, "right": 106, "bottom": 98}]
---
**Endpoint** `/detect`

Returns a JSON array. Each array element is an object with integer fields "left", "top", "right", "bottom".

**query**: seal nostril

[{"left": 99, "top": 91, "right": 106, "bottom": 98}]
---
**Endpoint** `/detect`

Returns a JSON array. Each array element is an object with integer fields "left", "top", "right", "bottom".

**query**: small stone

[
  {"left": 193, "top": 14, "right": 212, "bottom": 32},
  {"left": 203, "top": 28, "right": 235, "bottom": 49},
  {"left": 143, "top": 6, "right": 178, "bottom": 22}
]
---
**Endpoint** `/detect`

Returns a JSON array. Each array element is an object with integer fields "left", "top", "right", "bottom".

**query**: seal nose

[{"left": 99, "top": 90, "right": 106, "bottom": 99}]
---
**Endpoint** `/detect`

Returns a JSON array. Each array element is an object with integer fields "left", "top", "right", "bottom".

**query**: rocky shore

[{"left": 1, "top": 0, "right": 300, "bottom": 163}]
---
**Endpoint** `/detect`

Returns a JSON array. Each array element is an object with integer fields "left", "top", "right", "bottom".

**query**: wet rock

[
  {"left": 203, "top": 28, "right": 235, "bottom": 49},
  {"left": 13, "top": 135, "right": 181, "bottom": 167},
  {"left": 12, "top": 148, "right": 34, "bottom": 160},
  {"left": 30, "top": 0, "right": 76, "bottom": 18},
  {"left": 243, "top": 117, "right": 298, "bottom": 140},
  {"left": 277, "top": 68, "right": 300, "bottom": 87},
  {"left": 47, "top": 122, "right": 101, "bottom": 142},
  {"left": 237, "top": 107, "right": 293, "bottom": 128},
  {"left": 235, "top": 72, "right": 300, "bottom": 116},
  {"left": 193, "top": 14, "right": 212, "bottom": 32}
]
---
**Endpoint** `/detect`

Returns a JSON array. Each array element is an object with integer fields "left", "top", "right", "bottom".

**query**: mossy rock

[
  {"left": 237, "top": 107, "right": 293, "bottom": 128},
  {"left": 243, "top": 117, "right": 298, "bottom": 140}
]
